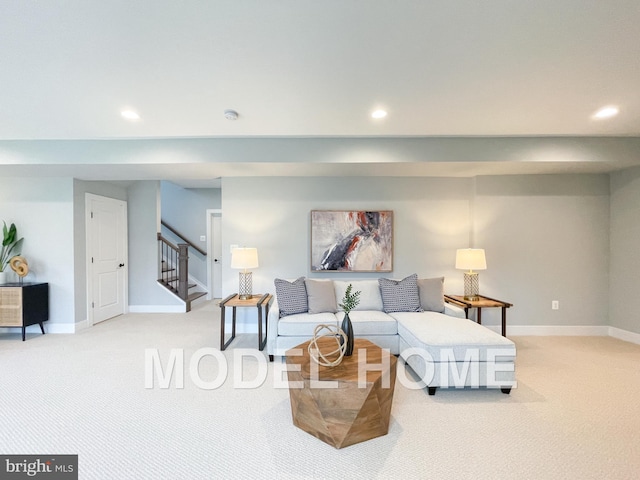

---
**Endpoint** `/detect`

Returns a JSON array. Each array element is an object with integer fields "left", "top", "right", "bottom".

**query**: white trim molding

[
  {"left": 492, "top": 324, "right": 639, "bottom": 345},
  {"left": 73, "top": 319, "right": 91, "bottom": 332},
  {"left": 128, "top": 305, "right": 187, "bottom": 313},
  {"left": 608, "top": 326, "right": 640, "bottom": 345},
  {"left": 0, "top": 323, "right": 77, "bottom": 335},
  {"left": 506, "top": 325, "right": 610, "bottom": 336}
]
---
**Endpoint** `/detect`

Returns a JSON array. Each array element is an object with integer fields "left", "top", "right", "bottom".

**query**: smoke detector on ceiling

[{"left": 224, "top": 109, "right": 239, "bottom": 121}]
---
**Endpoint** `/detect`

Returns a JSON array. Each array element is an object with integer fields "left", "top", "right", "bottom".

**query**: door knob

[{"left": 118, "top": 263, "right": 125, "bottom": 267}]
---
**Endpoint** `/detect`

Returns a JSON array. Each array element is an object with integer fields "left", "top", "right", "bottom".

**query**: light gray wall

[
  {"left": 222, "top": 174, "right": 611, "bottom": 331},
  {"left": 73, "top": 180, "right": 128, "bottom": 323},
  {"left": 222, "top": 176, "right": 473, "bottom": 293},
  {"left": 0, "top": 177, "right": 75, "bottom": 326},
  {"left": 474, "top": 175, "right": 610, "bottom": 328},
  {"left": 160, "top": 181, "right": 221, "bottom": 283},
  {"left": 0, "top": 136, "right": 635, "bottom": 335},
  {"left": 610, "top": 166, "right": 640, "bottom": 334},
  {"left": 221, "top": 176, "right": 473, "bottom": 328},
  {"left": 128, "top": 181, "right": 182, "bottom": 307}
]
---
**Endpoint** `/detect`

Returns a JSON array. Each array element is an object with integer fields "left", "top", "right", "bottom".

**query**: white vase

[{"left": 0, "top": 270, "right": 7, "bottom": 285}]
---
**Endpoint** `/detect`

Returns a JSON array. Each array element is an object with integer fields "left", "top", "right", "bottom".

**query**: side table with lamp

[
  {"left": 449, "top": 248, "right": 512, "bottom": 336},
  {"left": 220, "top": 247, "right": 273, "bottom": 351}
]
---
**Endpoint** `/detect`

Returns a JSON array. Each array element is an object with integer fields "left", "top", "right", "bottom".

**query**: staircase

[{"left": 157, "top": 221, "right": 207, "bottom": 312}]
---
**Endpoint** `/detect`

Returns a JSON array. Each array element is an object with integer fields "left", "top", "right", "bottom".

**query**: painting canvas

[{"left": 311, "top": 210, "right": 393, "bottom": 272}]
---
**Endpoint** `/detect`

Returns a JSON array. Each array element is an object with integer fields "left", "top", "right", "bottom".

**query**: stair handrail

[
  {"left": 157, "top": 233, "right": 189, "bottom": 297},
  {"left": 157, "top": 233, "right": 203, "bottom": 312},
  {"left": 161, "top": 220, "right": 207, "bottom": 256},
  {"left": 157, "top": 232, "right": 179, "bottom": 252}
]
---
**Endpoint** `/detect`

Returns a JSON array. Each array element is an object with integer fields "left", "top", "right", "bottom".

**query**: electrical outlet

[
  {"left": 552, "top": 300, "right": 559, "bottom": 310},
  {"left": 199, "top": 235, "right": 206, "bottom": 242}
]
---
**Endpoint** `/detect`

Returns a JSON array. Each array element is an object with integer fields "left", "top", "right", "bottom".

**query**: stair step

[
  {"left": 158, "top": 277, "right": 196, "bottom": 289},
  {"left": 157, "top": 281, "right": 178, "bottom": 292},
  {"left": 187, "top": 291, "right": 207, "bottom": 303}
]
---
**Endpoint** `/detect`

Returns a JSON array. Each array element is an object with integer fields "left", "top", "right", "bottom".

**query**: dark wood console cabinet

[{"left": 0, "top": 282, "right": 49, "bottom": 341}]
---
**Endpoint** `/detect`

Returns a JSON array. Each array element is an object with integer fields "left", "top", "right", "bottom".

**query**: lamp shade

[
  {"left": 455, "top": 248, "right": 487, "bottom": 271},
  {"left": 231, "top": 247, "right": 259, "bottom": 269}
]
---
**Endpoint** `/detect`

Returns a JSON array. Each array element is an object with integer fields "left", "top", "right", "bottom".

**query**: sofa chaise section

[{"left": 393, "top": 311, "right": 516, "bottom": 394}]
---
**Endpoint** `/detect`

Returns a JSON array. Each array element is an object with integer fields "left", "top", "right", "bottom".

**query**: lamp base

[
  {"left": 463, "top": 271, "right": 480, "bottom": 301},
  {"left": 238, "top": 271, "right": 253, "bottom": 300}
]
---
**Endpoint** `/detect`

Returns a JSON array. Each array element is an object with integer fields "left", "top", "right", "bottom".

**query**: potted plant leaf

[
  {"left": 0, "top": 222, "right": 24, "bottom": 284},
  {"left": 339, "top": 284, "right": 361, "bottom": 356}
]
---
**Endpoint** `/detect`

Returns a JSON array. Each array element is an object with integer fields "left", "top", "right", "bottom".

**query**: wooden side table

[
  {"left": 219, "top": 293, "right": 273, "bottom": 351},
  {"left": 444, "top": 294, "right": 512, "bottom": 337}
]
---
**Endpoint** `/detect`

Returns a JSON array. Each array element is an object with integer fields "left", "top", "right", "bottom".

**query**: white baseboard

[
  {"left": 47, "top": 323, "right": 77, "bottom": 334},
  {"left": 73, "top": 319, "right": 91, "bottom": 332},
  {"left": 608, "top": 326, "right": 640, "bottom": 345},
  {"left": 0, "top": 323, "right": 77, "bottom": 335},
  {"left": 128, "top": 305, "right": 186, "bottom": 313},
  {"left": 507, "top": 325, "right": 610, "bottom": 336}
]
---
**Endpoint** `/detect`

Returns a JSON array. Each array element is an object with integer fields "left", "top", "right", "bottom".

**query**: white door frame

[
  {"left": 206, "top": 209, "right": 222, "bottom": 300},
  {"left": 85, "top": 193, "right": 129, "bottom": 326}
]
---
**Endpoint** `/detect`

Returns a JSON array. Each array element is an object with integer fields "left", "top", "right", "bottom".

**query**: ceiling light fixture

[
  {"left": 592, "top": 106, "right": 619, "bottom": 119},
  {"left": 224, "top": 109, "right": 239, "bottom": 121},
  {"left": 371, "top": 109, "right": 387, "bottom": 119},
  {"left": 121, "top": 110, "right": 140, "bottom": 121}
]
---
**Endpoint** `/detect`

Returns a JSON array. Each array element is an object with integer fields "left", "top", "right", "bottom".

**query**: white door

[
  {"left": 87, "top": 194, "right": 127, "bottom": 324},
  {"left": 212, "top": 213, "right": 222, "bottom": 298},
  {"left": 208, "top": 211, "right": 222, "bottom": 299}
]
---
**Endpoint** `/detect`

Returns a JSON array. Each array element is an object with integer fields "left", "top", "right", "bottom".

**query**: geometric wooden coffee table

[{"left": 286, "top": 338, "right": 397, "bottom": 449}]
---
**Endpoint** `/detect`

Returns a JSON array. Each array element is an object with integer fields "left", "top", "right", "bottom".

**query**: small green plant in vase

[
  {"left": 0, "top": 222, "right": 24, "bottom": 283},
  {"left": 339, "top": 284, "right": 361, "bottom": 356}
]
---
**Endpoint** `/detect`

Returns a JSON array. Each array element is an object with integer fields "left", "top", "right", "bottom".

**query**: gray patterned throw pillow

[
  {"left": 378, "top": 274, "right": 422, "bottom": 313},
  {"left": 274, "top": 277, "right": 308, "bottom": 317}
]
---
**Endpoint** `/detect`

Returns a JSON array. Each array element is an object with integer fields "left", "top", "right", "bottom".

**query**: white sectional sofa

[{"left": 267, "top": 275, "right": 516, "bottom": 395}]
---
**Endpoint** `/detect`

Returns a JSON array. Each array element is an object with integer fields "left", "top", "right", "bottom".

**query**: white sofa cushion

[
  {"left": 334, "top": 280, "right": 383, "bottom": 311},
  {"left": 336, "top": 310, "right": 398, "bottom": 335},
  {"left": 277, "top": 312, "right": 338, "bottom": 336},
  {"left": 392, "top": 311, "right": 515, "bottom": 362}
]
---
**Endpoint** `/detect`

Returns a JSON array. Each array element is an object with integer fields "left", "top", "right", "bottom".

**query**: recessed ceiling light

[
  {"left": 121, "top": 109, "right": 140, "bottom": 121},
  {"left": 371, "top": 109, "right": 387, "bottom": 119},
  {"left": 592, "top": 106, "right": 619, "bottom": 119}
]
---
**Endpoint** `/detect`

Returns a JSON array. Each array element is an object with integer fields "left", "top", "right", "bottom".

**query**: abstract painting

[{"left": 311, "top": 210, "right": 393, "bottom": 272}]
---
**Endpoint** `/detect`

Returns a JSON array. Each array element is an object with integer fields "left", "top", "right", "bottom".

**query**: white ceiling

[{"left": 1, "top": 1, "right": 639, "bottom": 184}]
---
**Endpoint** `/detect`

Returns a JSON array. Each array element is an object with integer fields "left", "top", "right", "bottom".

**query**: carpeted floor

[{"left": 1, "top": 301, "right": 639, "bottom": 479}]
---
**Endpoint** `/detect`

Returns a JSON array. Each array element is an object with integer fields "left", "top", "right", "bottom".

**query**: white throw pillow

[{"left": 334, "top": 280, "right": 383, "bottom": 311}]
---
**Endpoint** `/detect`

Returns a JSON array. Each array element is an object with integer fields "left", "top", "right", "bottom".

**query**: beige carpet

[{"left": 1, "top": 301, "right": 639, "bottom": 480}]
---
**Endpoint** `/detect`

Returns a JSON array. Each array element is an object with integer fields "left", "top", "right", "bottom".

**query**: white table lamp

[
  {"left": 231, "top": 247, "right": 259, "bottom": 300},
  {"left": 455, "top": 248, "right": 487, "bottom": 300}
]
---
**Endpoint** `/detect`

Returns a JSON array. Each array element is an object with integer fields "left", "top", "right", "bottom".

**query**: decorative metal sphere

[{"left": 308, "top": 324, "right": 348, "bottom": 367}]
